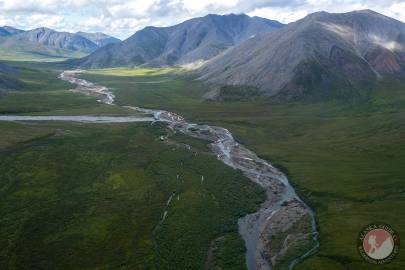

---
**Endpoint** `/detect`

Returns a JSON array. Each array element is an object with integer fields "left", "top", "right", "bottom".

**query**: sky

[{"left": 0, "top": 0, "right": 404, "bottom": 40}]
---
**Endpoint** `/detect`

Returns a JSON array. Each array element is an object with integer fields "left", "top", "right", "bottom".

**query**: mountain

[
  {"left": 76, "top": 32, "right": 120, "bottom": 47},
  {"left": 0, "top": 26, "right": 24, "bottom": 36},
  {"left": 199, "top": 10, "right": 405, "bottom": 100},
  {"left": 13, "top": 27, "right": 98, "bottom": 53},
  {"left": 0, "top": 62, "right": 21, "bottom": 91},
  {"left": 0, "top": 27, "right": 120, "bottom": 60},
  {"left": 74, "top": 14, "right": 283, "bottom": 68},
  {"left": 0, "top": 28, "right": 10, "bottom": 37}
]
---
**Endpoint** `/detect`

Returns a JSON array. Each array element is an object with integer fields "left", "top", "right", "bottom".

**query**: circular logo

[{"left": 358, "top": 223, "right": 400, "bottom": 264}]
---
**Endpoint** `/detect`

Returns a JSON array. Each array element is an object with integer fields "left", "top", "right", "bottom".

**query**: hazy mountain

[
  {"left": 76, "top": 32, "right": 120, "bottom": 47},
  {"left": 74, "top": 14, "right": 283, "bottom": 68},
  {"left": 0, "top": 28, "right": 11, "bottom": 37},
  {"left": 199, "top": 10, "right": 405, "bottom": 100},
  {"left": 14, "top": 27, "right": 98, "bottom": 53},
  {"left": 0, "top": 26, "right": 25, "bottom": 36},
  {"left": 0, "top": 27, "right": 120, "bottom": 60}
]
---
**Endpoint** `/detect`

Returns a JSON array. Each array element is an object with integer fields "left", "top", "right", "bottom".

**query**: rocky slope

[
  {"left": 74, "top": 14, "right": 283, "bottom": 68},
  {"left": 199, "top": 10, "right": 405, "bottom": 100}
]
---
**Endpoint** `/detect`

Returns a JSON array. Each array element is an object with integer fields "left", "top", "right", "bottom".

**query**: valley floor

[
  {"left": 0, "top": 62, "right": 265, "bottom": 269},
  {"left": 80, "top": 68, "right": 405, "bottom": 270},
  {"left": 0, "top": 62, "right": 404, "bottom": 269}
]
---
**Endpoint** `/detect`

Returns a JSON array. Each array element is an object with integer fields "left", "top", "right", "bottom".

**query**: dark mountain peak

[
  {"left": 303, "top": 11, "right": 330, "bottom": 20},
  {"left": 141, "top": 26, "right": 162, "bottom": 31},
  {"left": 308, "top": 10, "right": 329, "bottom": 16},
  {"left": 32, "top": 27, "right": 55, "bottom": 33},
  {"left": 203, "top": 13, "right": 258, "bottom": 24},
  {"left": 347, "top": 9, "right": 405, "bottom": 25},
  {"left": 351, "top": 9, "right": 380, "bottom": 15},
  {"left": 76, "top": 14, "right": 283, "bottom": 68},
  {"left": 304, "top": 9, "right": 404, "bottom": 25}
]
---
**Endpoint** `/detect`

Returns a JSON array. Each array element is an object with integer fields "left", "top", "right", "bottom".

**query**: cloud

[{"left": 0, "top": 0, "right": 404, "bottom": 39}]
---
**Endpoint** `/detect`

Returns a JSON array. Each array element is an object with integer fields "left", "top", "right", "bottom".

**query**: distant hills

[
  {"left": 199, "top": 10, "right": 405, "bottom": 100},
  {"left": 76, "top": 32, "right": 121, "bottom": 48},
  {"left": 0, "top": 26, "right": 120, "bottom": 60},
  {"left": 0, "top": 26, "right": 24, "bottom": 36},
  {"left": 73, "top": 14, "right": 283, "bottom": 68}
]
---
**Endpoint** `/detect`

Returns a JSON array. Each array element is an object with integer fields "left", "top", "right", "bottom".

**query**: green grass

[
  {"left": 2, "top": 63, "right": 405, "bottom": 269},
  {"left": 0, "top": 50, "right": 70, "bottom": 62},
  {"left": 86, "top": 67, "right": 179, "bottom": 77},
  {"left": 0, "top": 44, "right": 88, "bottom": 62},
  {"left": 0, "top": 62, "right": 137, "bottom": 116},
  {"left": 0, "top": 121, "right": 264, "bottom": 269},
  {"left": 80, "top": 68, "right": 405, "bottom": 270}
]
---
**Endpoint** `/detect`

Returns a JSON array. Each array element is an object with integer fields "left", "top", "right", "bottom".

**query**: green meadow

[
  {"left": 0, "top": 43, "right": 88, "bottom": 62},
  {"left": 1, "top": 61, "right": 404, "bottom": 269},
  {"left": 0, "top": 62, "right": 136, "bottom": 116},
  {"left": 0, "top": 121, "right": 265, "bottom": 269},
  {"left": 0, "top": 62, "right": 266, "bottom": 269}
]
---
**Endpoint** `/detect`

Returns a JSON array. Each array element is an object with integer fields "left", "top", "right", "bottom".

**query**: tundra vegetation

[
  {"left": 81, "top": 67, "right": 405, "bottom": 270},
  {"left": 0, "top": 61, "right": 404, "bottom": 269}
]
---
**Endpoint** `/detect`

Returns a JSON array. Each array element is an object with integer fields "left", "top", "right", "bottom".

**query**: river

[{"left": 0, "top": 70, "right": 319, "bottom": 270}]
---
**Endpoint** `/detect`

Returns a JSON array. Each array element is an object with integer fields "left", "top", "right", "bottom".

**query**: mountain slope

[
  {"left": 13, "top": 27, "right": 98, "bottom": 53},
  {"left": 1, "top": 26, "right": 24, "bottom": 36},
  {"left": 199, "top": 10, "right": 405, "bottom": 100},
  {"left": 75, "top": 14, "right": 283, "bottom": 68},
  {"left": 0, "top": 27, "right": 120, "bottom": 61},
  {"left": 0, "top": 28, "right": 11, "bottom": 37}
]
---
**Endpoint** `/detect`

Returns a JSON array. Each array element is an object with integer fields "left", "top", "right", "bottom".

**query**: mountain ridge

[
  {"left": 73, "top": 13, "right": 283, "bottom": 68},
  {"left": 198, "top": 9, "right": 405, "bottom": 100},
  {"left": 0, "top": 26, "right": 120, "bottom": 60}
]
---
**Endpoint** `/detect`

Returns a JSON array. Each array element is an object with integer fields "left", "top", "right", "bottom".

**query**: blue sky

[{"left": 0, "top": 0, "right": 404, "bottom": 39}]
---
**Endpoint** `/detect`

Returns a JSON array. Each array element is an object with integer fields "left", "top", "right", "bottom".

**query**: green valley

[
  {"left": 77, "top": 68, "right": 405, "bottom": 270},
  {"left": 1, "top": 7, "right": 405, "bottom": 270},
  {"left": 0, "top": 63, "right": 265, "bottom": 269}
]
